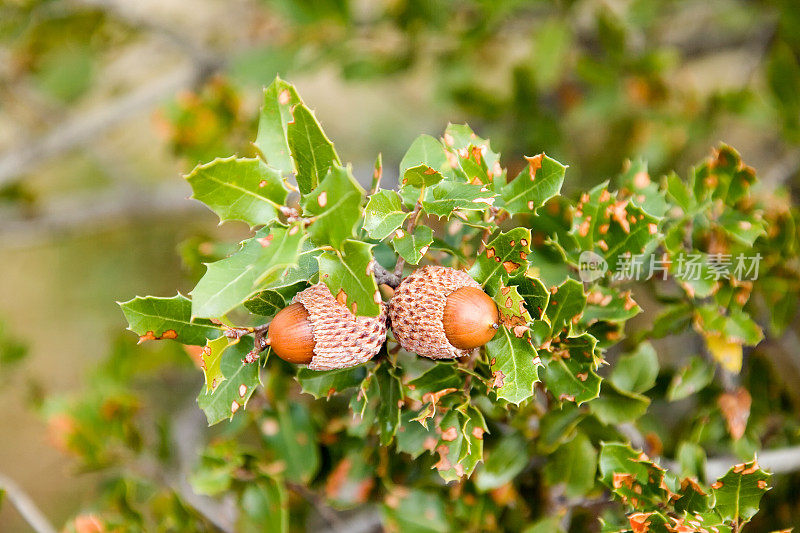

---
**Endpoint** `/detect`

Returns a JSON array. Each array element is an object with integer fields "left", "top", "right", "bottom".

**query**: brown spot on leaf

[
  {"left": 758, "top": 479, "right": 768, "bottom": 489},
  {"left": 257, "top": 234, "right": 274, "bottom": 247},
  {"left": 520, "top": 239, "right": 528, "bottom": 247},
  {"left": 628, "top": 512, "right": 653, "bottom": 533},
  {"left": 519, "top": 251, "right": 527, "bottom": 260},
  {"left": 336, "top": 289, "right": 347, "bottom": 306},
  {"left": 711, "top": 481, "right": 723, "bottom": 489},
  {"left": 278, "top": 89, "right": 291, "bottom": 105},
  {"left": 472, "top": 427, "right": 484, "bottom": 440},
  {"left": 441, "top": 426, "right": 458, "bottom": 442},
  {"left": 423, "top": 166, "right": 437, "bottom": 175},
  {"left": 317, "top": 191, "right": 328, "bottom": 207},
  {"left": 231, "top": 401, "right": 240, "bottom": 414},
  {"left": 525, "top": 154, "right": 543, "bottom": 180},
  {"left": 502, "top": 261, "right": 520, "bottom": 273},
  {"left": 486, "top": 247, "right": 496, "bottom": 259},
  {"left": 492, "top": 370, "right": 506, "bottom": 389},
  {"left": 138, "top": 329, "right": 178, "bottom": 343},
  {"left": 434, "top": 445, "right": 452, "bottom": 471}
]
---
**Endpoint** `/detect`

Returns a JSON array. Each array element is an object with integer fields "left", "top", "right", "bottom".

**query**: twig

[
  {"left": 224, "top": 323, "right": 270, "bottom": 364},
  {"left": 0, "top": 471, "right": 57, "bottom": 533},
  {"left": 372, "top": 261, "right": 401, "bottom": 288}
]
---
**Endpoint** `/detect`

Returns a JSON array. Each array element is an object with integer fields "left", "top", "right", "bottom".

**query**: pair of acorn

[{"left": 267, "top": 266, "right": 500, "bottom": 370}]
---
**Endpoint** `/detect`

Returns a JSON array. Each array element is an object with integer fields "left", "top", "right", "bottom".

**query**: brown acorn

[
  {"left": 267, "top": 283, "right": 388, "bottom": 370},
  {"left": 388, "top": 266, "right": 499, "bottom": 359}
]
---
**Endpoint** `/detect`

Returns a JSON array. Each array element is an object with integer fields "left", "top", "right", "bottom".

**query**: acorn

[
  {"left": 388, "top": 265, "right": 499, "bottom": 359},
  {"left": 267, "top": 283, "right": 388, "bottom": 370}
]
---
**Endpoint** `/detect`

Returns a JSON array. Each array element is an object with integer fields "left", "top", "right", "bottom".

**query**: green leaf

[
  {"left": 197, "top": 337, "right": 261, "bottom": 425},
  {"left": 296, "top": 366, "right": 367, "bottom": 399},
  {"left": 318, "top": 239, "right": 381, "bottom": 317},
  {"left": 119, "top": 294, "right": 222, "bottom": 346},
  {"left": 509, "top": 274, "right": 550, "bottom": 321},
  {"left": 572, "top": 182, "right": 660, "bottom": 272},
  {"left": 239, "top": 478, "right": 288, "bottom": 533},
  {"left": 375, "top": 363, "right": 402, "bottom": 446},
  {"left": 407, "top": 363, "right": 462, "bottom": 399},
  {"left": 544, "top": 431, "right": 598, "bottom": 498},
  {"left": 185, "top": 157, "right": 288, "bottom": 227},
  {"left": 582, "top": 285, "right": 641, "bottom": 325},
  {"left": 540, "top": 334, "right": 601, "bottom": 405},
  {"left": 501, "top": 154, "right": 566, "bottom": 215},
  {"left": 364, "top": 189, "right": 409, "bottom": 240},
  {"left": 486, "top": 326, "right": 540, "bottom": 405},
  {"left": 610, "top": 342, "right": 658, "bottom": 394},
  {"left": 542, "top": 278, "right": 587, "bottom": 339},
  {"left": 433, "top": 407, "right": 486, "bottom": 482},
  {"left": 393, "top": 225, "right": 433, "bottom": 265},
  {"left": 590, "top": 381, "right": 650, "bottom": 424},
  {"left": 475, "top": 432, "right": 528, "bottom": 491},
  {"left": 470, "top": 228, "right": 531, "bottom": 289},
  {"left": 420, "top": 181, "right": 497, "bottom": 218},
  {"left": 522, "top": 517, "right": 565, "bottom": 533},
  {"left": 399, "top": 134, "right": 449, "bottom": 188},
  {"left": 191, "top": 225, "right": 307, "bottom": 318},
  {"left": 255, "top": 77, "right": 301, "bottom": 174},
  {"left": 302, "top": 164, "right": 364, "bottom": 249},
  {"left": 201, "top": 336, "right": 232, "bottom": 392},
  {"left": 538, "top": 403, "right": 585, "bottom": 453},
  {"left": 261, "top": 402, "right": 320, "bottom": 483},
  {"left": 443, "top": 123, "right": 500, "bottom": 171},
  {"left": 493, "top": 283, "right": 532, "bottom": 333},
  {"left": 381, "top": 489, "right": 449, "bottom": 533},
  {"left": 711, "top": 459, "right": 771, "bottom": 524},
  {"left": 243, "top": 290, "right": 285, "bottom": 317},
  {"left": 667, "top": 356, "right": 714, "bottom": 401},
  {"left": 287, "top": 103, "right": 340, "bottom": 194},
  {"left": 599, "top": 442, "right": 679, "bottom": 511},
  {"left": 397, "top": 409, "right": 438, "bottom": 459}
]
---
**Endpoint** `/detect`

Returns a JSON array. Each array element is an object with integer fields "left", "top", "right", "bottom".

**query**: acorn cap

[
  {"left": 293, "top": 283, "right": 388, "bottom": 371},
  {"left": 388, "top": 265, "right": 482, "bottom": 359}
]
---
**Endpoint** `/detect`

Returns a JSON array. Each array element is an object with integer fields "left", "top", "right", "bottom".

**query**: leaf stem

[
  {"left": 225, "top": 323, "right": 270, "bottom": 364},
  {"left": 373, "top": 261, "right": 401, "bottom": 288}
]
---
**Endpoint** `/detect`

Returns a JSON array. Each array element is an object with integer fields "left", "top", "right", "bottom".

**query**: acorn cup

[
  {"left": 388, "top": 265, "right": 499, "bottom": 359},
  {"left": 267, "top": 283, "right": 388, "bottom": 370}
]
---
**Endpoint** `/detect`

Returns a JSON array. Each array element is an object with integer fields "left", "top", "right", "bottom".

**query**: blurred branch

[
  {"left": 0, "top": 182, "right": 206, "bottom": 249},
  {"left": 0, "top": 65, "right": 209, "bottom": 188},
  {"left": 0, "top": 471, "right": 57, "bottom": 533},
  {"left": 705, "top": 445, "right": 800, "bottom": 480}
]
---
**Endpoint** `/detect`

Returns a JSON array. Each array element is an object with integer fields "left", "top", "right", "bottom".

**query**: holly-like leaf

[
  {"left": 572, "top": 182, "right": 660, "bottom": 272},
  {"left": 396, "top": 409, "right": 438, "bottom": 459},
  {"left": 185, "top": 157, "right": 288, "bottom": 227},
  {"left": 609, "top": 342, "right": 658, "bottom": 394},
  {"left": 119, "top": 294, "right": 222, "bottom": 346},
  {"left": 191, "top": 225, "right": 307, "bottom": 318},
  {"left": 393, "top": 225, "right": 433, "bottom": 265},
  {"left": 420, "top": 181, "right": 497, "bottom": 218},
  {"left": 509, "top": 275, "right": 549, "bottom": 321},
  {"left": 544, "top": 431, "right": 598, "bottom": 497},
  {"left": 667, "top": 356, "right": 714, "bottom": 401},
  {"left": 261, "top": 402, "right": 320, "bottom": 483},
  {"left": 582, "top": 286, "right": 640, "bottom": 326},
  {"left": 443, "top": 123, "right": 500, "bottom": 172},
  {"left": 399, "top": 134, "right": 449, "bottom": 188},
  {"left": 711, "top": 459, "right": 771, "bottom": 525},
  {"left": 616, "top": 160, "right": 669, "bottom": 219},
  {"left": 302, "top": 164, "right": 364, "bottom": 249},
  {"left": 255, "top": 77, "right": 301, "bottom": 175},
  {"left": 599, "top": 442, "right": 679, "bottom": 511},
  {"left": 375, "top": 363, "right": 402, "bottom": 446},
  {"left": 485, "top": 326, "right": 540, "bottom": 405},
  {"left": 542, "top": 278, "right": 587, "bottom": 339},
  {"left": 540, "top": 334, "right": 601, "bottom": 405},
  {"left": 197, "top": 337, "right": 260, "bottom": 425},
  {"left": 201, "top": 336, "right": 232, "bottom": 392},
  {"left": 433, "top": 407, "right": 486, "bottom": 482},
  {"left": 364, "top": 189, "right": 409, "bottom": 240},
  {"left": 287, "top": 103, "right": 340, "bottom": 194},
  {"left": 470, "top": 228, "right": 531, "bottom": 290},
  {"left": 296, "top": 366, "right": 367, "bottom": 399},
  {"left": 318, "top": 239, "right": 381, "bottom": 317},
  {"left": 501, "top": 154, "right": 566, "bottom": 215},
  {"left": 493, "top": 284, "right": 532, "bottom": 336}
]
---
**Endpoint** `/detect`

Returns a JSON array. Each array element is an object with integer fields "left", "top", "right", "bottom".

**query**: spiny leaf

[
  {"left": 599, "top": 442, "right": 680, "bottom": 511},
  {"left": 501, "top": 154, "right": 566, "bottom": 215},
  {"left": 191, "top": 225, "right": 307, "bottom": 318},
  {"left": 185, "top": 157, "right": 288, "bottom": 227},
  {"left": 197, "top": 337, "right": 260, "bottom": 425},
  {"left": 493, "top": 283, "right": 532, "bottom": 336},
  {"left": 470, "top": 228, "right": 531, "bottom": 290},
  {"left": 119, "top": 294, "right": 222, "bottom": 346},
  {"left": 318, "top": 239, "right": 381, "bottom": 317},
  {"left": 287, "top": 103, "right": 340, "bottom": 194},
  {"left": 392, "top": 225, "right": 433, "bottom": 265},
  {"left": 243, "top": 290, "right": 285, "bottom": 317},
  {"left": 711, "top": 458, "right": 771, "bottom": 524},
  {"left": 540, "top": 334, "right": 601, "bottom": 405},
  {"left": 399, "top": 134, "right": 449, "bottom": 188},
  {"left": 509, "top": 274, "right": 549, "bottom": 321},
  {"left": 364, "top": 189, "right": 409, "bottom": 240},
  {"left": 255, "top": 77, "right": 301, "bottom": 174},
  {"left": 541, "top": 278, "right": 586, "bottom": 339},
  {"left": 433, "top": 407, "right": 486, "bottom": 482},
  {"left": 485, "top": 326, "right": 540, "bottom": 405},
  {"left": 420, "top": 181, "right": 497, "bottom": 219},
  {"left": 302, "top": 164, "right": 364, "bottom": 249}
]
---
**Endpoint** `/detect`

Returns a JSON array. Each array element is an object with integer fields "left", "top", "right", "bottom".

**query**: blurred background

[{"left": 2, "top": 0, "right": 800, "bottom": 530}]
